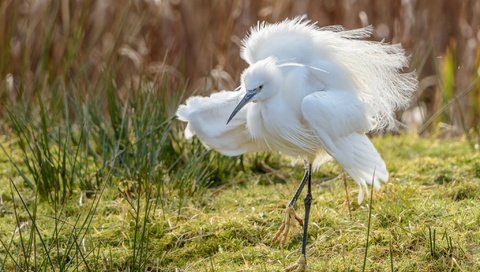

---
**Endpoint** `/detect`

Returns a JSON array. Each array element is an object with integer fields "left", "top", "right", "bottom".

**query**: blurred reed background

[{"left": 1, "top": 0, "right": 480, "bottom": 133}]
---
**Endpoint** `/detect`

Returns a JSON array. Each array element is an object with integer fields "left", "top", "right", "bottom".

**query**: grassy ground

[{"left": 1, "top": 134, "right": 479, "bottom": 271}]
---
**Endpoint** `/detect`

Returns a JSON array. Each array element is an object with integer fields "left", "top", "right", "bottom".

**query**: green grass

[{"left": 1, "top": 134, "right": 479, "bottom": 271}]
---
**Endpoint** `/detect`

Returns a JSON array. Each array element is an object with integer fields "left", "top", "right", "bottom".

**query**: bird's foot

[
  {"left": 272, "top": 206, "right": 303, "bottom": 245},
  {"left": 285, "top": 255, "right": 307, "bottom": 272}
]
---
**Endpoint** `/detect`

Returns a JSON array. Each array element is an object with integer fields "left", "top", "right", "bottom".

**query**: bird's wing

[
  {"left": 176, "top": 90, "right": 263, "bottom": 156},
  {"left": 301, "top": 91, "right": 388, "bottom": 203}
]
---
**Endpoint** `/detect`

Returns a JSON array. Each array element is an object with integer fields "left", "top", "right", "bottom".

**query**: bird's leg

[
  {"left": 302, "top": 164, "right": 313, "bottom": 261},
  {"left": 272, "top": 161, "right": 310, "bottom": 245},
  {"left": 285, "top": 163, "right": 312, "bottom": 272}
]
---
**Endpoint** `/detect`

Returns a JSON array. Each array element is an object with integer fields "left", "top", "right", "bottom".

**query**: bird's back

[{"left": 241, "top": 17, "right": 321, "bottom": 66}]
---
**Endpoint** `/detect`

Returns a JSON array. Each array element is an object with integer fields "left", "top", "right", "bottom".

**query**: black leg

[
  {"left": 301, "top": 163, "right": 312, "bottom": 257},
  {"left": 284, "top": 163, "right": 312, "bottom": 272},
  {"left": 288, "top": 161, "right": 310, "bottom": 207}
]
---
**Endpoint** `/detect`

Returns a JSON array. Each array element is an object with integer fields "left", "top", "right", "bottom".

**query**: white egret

[{"left": 176, "top": 16, "right": 417, "bottom": 271}]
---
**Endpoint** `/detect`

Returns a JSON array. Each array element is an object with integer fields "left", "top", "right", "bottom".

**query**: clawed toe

[
  {"left": 285, "top": 255, "right": 306, "bottom": 272},
  {"left": 272, "top": 206, "right": 303, "bottom": 245}
]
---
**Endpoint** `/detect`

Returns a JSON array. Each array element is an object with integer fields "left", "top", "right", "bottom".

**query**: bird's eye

[{"left": 258, "top": 84, "right": 264, "bottom": 91}]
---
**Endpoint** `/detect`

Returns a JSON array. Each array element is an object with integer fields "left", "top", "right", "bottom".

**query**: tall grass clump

[
  {"left": 0, "top": 0, "right": 249, "bottom": 197},
  {"left": 0, "top": 2, "right": 246, "bottom": 270}
]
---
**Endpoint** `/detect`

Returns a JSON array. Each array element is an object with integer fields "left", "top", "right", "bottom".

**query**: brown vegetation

[{"left": 1, "top": 0, "right": 479, "bottom": 132}]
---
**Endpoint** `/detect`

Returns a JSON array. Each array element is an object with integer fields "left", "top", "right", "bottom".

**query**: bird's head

[{"left": 227, "top": 57, "right": 281, "bottom": 124}]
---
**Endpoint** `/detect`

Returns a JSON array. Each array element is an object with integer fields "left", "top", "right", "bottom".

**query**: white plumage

[{"left": 177, "top": 16, "right": 417, "bottom": 203}]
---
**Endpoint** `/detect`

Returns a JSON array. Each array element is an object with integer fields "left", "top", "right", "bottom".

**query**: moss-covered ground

[{"left": 1, "top": 135, "right": 479, "bottom": 271}]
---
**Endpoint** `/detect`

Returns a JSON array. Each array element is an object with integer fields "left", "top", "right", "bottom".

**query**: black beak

[{"left": 226, "top": 89, "right": 257, "bottom": 125}]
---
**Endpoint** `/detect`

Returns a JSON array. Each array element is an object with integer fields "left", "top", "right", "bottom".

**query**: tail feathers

[{"left": 332, "top": 134, "right": 388, "bottom": 204}]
